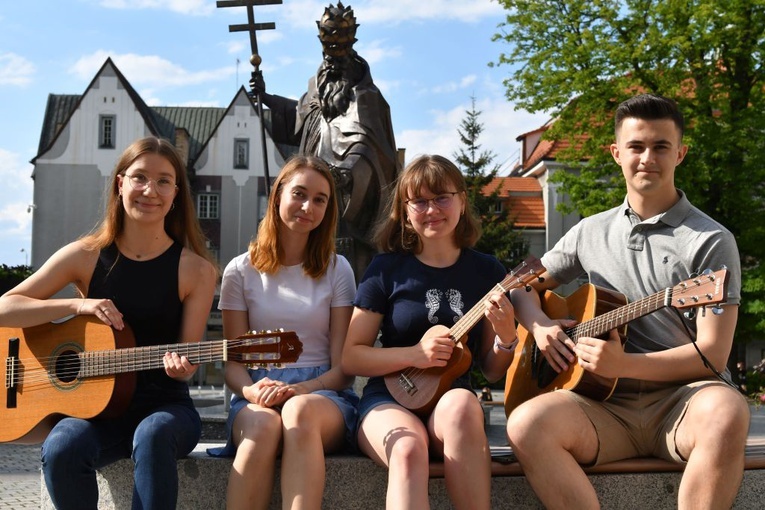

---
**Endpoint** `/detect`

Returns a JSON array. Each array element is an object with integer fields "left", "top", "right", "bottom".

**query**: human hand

[
  {"left": 575, "top": 329, "right": 624, "bottom": 378},
  {"left": 243, "top": 377, "right": 294, "bottom": 408},
  {"left": 410, "top": 331, "right": 454, "bottom": 369},
  {"left": 163, "top": 351, "right": 197, "bottom": 381},
  {"left": 78, "top": 298, "right": 124, "bottom": 330},
  {"left": 484, "top": 292, "right": 516, "bottom": 342},
  {"left": 531, "top": 319, "right": 578, "bottom": 373}
]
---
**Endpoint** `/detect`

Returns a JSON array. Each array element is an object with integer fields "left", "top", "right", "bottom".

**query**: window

[
  {"left": 494, "top": 200, "right": 503, "bottom": 214},
  {"left": 234, "top": 139, "right": 249, "bottom": 169},
  {"left": 99, "top": 115, "right": 116, "bottom": 148},
  {"left": 197, "top": 194, "right": 220, "bottom": 219}
]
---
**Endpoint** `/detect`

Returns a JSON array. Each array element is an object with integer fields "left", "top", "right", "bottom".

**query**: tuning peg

[
  {"left": 525, "top": 285, "right": 532, "bottom": 292},
  {"left": 538, "top": 276, "right": 545, "bottom": 283},
  {"left": 712, "top": 306, "right": 725, "bottom": 316},
  {"left": 684, "top": 309, "right": 696, "bottom": 320}
]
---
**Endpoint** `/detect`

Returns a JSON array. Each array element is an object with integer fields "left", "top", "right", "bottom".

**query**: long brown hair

[
  {"left": 81, "top": 136, "right": 217, "bottom": 269},
  {"left": 374, "top": 154, "right": 482, "bottom": 253},
  {"left": 249, "top": 155, "right": 338, "bottom": 278}
]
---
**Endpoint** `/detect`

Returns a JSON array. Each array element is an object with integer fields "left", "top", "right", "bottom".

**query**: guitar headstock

[
  {"left": 228, "top": 330, "right": 303, "bottom": 364},
  {"left": 500, "top": 256, "right": 546, "bottom": 293},
  {"left": 670, "top": 268, "right": 730, "bottom": 310}
]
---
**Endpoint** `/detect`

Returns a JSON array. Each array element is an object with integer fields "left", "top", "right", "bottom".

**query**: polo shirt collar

[{"left": 621, "top": 189, "right": 691, "bottom": 227}]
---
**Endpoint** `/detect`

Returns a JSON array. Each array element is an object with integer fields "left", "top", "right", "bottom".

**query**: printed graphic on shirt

[{"left": 425, "top": 288, "right": 465, "bottom": 324}]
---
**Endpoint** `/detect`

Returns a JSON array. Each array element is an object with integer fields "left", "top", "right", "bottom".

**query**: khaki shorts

[{"left": 563, "top": 378, "right": 739, "bottom": 466}]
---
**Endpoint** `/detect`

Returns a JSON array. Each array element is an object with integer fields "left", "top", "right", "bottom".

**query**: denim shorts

[{"left": 208, "top": 365, "right": 359, "bottom": 457}]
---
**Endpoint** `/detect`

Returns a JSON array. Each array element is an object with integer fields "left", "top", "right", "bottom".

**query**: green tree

[
  {"left": 492, "top": 0, "right": 765, "bottom": 341},
  {"left": 0, "top": 264, "right": 33, "bottom": 294},
  {"left": 453, "top": 97, "right": 528, "bottom": 270}
]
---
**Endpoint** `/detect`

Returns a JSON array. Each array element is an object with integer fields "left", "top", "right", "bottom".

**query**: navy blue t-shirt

[{"left": 354, "top": 249, "right": 506, "bottom": 386}]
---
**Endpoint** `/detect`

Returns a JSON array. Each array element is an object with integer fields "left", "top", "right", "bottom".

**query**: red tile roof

[{"left": 481, "top": 177, "right": 544, "bottom": 228}]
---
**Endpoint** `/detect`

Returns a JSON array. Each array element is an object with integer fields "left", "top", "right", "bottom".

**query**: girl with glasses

[
  {"left": 342, "top": 154, "right": 518, "bottom": 509},
  {"left": 0, "top": 136, "right": 218, "bottom": 509},
  {"left": 208, "top": 155, "right": 358, "bottom": 510}
]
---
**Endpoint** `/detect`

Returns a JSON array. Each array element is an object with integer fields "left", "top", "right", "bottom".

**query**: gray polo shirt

[{"left": 541, "top": 190, "right": 741, "bottom": 355}]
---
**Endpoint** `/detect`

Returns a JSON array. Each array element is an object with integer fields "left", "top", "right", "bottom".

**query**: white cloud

[
  {"left": 98, "top": 0, "right": 214, "bottom": 16},
  {"left": 70, "top": 51, "right": 233, "bottom": 88},
  {"left": 355, "top": 39, "right": 402, "bottom": 66},
  {"left": 430, "top": 74, "right": 477, "bottom": 95},
  {"left": 270, "top": 0, "right": 503, "bottom": 30},
  {"left": 0, "top": 53, "right": 35, "bottom": 86},
  {"left": 0, "top": 149, "right": 34, "bottom": 237},
  {"left": 398, "top": 97, "right": 549, "bottom": 172}
]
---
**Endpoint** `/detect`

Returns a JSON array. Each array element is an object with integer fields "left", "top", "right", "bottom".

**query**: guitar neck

[
  {"left": 79, "top": 339, "right": 235, "bottom": 377},
  {"left": 449, "top": 272, "right": 529, "bottom": 342},
  {"left": 568, "top": 288, "right": 671, "bottom": 342}
]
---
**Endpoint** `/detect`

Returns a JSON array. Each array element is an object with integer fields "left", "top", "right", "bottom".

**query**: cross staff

[{"left": 217, "top": 0, "right": 283, "bottom": 196}]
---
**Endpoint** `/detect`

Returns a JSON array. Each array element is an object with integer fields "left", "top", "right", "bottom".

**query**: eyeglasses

[
  {"left": 405, "top": 192, "right": 460, "bottom": 214},
  {"left": 124, "top": 173, "right": 178, "bottom": 197}
]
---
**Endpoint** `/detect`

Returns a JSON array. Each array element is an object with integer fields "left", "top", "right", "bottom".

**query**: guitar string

[
  {"left": 6, "top": 337, "right": 284, "bottom": 386},
  {"left": 395, "top": 263, "right": 541, "bottom": 395},
  {"left": 563, "top": 275, "right": 715, "bottom": 342}
]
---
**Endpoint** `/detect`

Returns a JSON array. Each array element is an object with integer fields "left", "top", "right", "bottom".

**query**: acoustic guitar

[
  {"left": 503, "top": 268, "right": 730, "bottom": 417},
  {"left": 0, "top": 315, "right": 303, "bottom": 444},
  {"left": 384, "top": 257, "right": 545, "bottom": 417}
]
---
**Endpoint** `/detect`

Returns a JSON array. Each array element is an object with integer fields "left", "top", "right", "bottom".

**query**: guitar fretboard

[
  {"left": 566, "top": 289, "right": 671, "bottom": 342},
  {"left": 78, "top": 337, "right": 281, "bottom": 377}
]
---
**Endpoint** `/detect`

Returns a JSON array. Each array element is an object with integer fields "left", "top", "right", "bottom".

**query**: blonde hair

[
  {"left": 374, "top": 154, "right": 481, "bottom": 253},
  {"left": 81, "top": 136, "right": 218, "bottom": 271},
  {"left": 249, "top": 155, "right": 339, "bottom": 278}
]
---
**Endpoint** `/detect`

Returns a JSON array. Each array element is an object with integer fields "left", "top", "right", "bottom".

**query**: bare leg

[
  {"left": 280, "top": 394, "right": 346, "bottom": 510},
  {"left": 429, "top": 389, "right": 491, "bottom": 510},
  {"left": 226, "top": 405, "right": 283, "bottom": 510},
  {"left": 506, "top": 392, "right": 600, "bottom": 510},
  {"left": 358, "top": 404, "right": 431, "bottom": 510},
  {"left": 675, "top": 385, "right": 749, "bottom": 509}
]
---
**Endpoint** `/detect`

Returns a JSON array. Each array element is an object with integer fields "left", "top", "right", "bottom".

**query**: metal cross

[{"left": 216, "top": 0, "right": 283, "bottom": 195}]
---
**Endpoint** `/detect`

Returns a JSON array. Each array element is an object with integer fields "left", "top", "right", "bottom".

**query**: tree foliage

[
  {"left": 0, "top": 264, "right": 33, "bottom": 295},
  {"left": 454, "top": 97, "right": 528, "bottom": 270},
  {"left": 492, "top": 0, "right": 765, "bottom": 341}
]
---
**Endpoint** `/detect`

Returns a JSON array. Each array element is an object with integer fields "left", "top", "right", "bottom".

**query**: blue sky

[{"left": 0, "top": 0, "right": 549, "bottom": 267}]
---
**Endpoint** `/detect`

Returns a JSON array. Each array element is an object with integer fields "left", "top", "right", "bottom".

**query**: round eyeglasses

[
  {"left": 405, "top": 192, "right": 460, "bottom": 214},
  {"left": 124, "top": 173, "right": 178, "bottom": 197}
]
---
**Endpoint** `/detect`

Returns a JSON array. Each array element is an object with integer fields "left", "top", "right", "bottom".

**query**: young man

[{"left": 506, "top": 93, "right": 750, "bottom": 509}]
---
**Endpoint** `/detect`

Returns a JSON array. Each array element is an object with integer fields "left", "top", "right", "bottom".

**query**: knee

[
  {"left": 506, "top": 401, "right": 547, "bottom": 448},
  {"left": 42, "top": 419, "right": 95, "bottom": 470},
  {"left": 387, "top": 435, "right": 429, "bottom": 472},
  {"left": 280, "top": 395, "right": 317, "bottom": 428},
  {"left": 238, "top": 408, "right": 283, "bottom": 444},
  {"left": 434, "top": 390, "right": 483, "bottom": 433},
  {"left": 692, "top": 389, "right": 750, "bottom": 444}
]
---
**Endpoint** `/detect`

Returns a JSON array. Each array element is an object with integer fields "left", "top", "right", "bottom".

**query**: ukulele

[
  {"left": 1, "top": 315, "right": 302, "bottom": 444},
  {"left": 384, "top": 257, "right": 545, "bottom": 417},
  {"left": 503, "top": 268, "right": 729, "bottom": 417}
]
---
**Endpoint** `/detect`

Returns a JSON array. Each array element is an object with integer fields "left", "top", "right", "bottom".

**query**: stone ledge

[{"left": 40, "top": 442, "right": 765, "bottom": 509}]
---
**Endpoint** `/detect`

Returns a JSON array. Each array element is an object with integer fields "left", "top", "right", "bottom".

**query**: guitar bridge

[
  {"left": 398, "top": 373, "right": 418, "bottom": 396},
  {"left": 5, "top": 337, "right": 19, "bottom": 408}
]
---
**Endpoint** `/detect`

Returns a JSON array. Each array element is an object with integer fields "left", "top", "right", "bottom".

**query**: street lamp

[{"left": 20, "top": 248, "right": 27, "bottom": 266}]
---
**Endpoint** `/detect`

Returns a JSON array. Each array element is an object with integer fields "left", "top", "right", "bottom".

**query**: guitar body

[
  {"left": 384, "top": 324, "right": 473, "bottom": 417},
  {"left": 504, "top": 284, "right": 627, "bottom": 417},
  {"left": 0, "top": 316, "right": 135, "bottom": 444}
]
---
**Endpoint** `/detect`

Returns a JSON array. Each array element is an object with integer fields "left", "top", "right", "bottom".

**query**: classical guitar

[
  {"left": 503, "top": 268, "right": 729, "bottom": 417},
  {"left": 1, "top": 315, "right": 303, "bottom": 444},
  {"left": 384, "top": 257, "right": 545, "bottom": 417}
]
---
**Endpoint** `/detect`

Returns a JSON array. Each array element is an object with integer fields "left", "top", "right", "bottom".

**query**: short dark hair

[{"left": 615, "top": 94, "right": 684, "bottom": 139}]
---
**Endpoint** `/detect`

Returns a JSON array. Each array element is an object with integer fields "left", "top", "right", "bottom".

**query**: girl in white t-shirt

[{"left": 209, "top": 155, "right": 357, "bottom": 510}]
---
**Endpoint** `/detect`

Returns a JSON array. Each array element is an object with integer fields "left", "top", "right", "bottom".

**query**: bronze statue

[{"left": 252, "top": 2, "right": 400, "bottom": 276}]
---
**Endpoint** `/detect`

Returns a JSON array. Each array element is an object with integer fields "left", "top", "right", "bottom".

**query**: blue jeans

[{"left": 41, "top": 403, "right": 201, "bottom": 510}]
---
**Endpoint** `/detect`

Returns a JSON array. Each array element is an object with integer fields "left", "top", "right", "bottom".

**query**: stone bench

[{"left": 40, "top": 440, "right": 765, "bottom": 509}]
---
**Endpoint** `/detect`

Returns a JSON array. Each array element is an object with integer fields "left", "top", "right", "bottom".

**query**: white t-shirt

[{"left": 218, "top": 253, "right": 356, "bottom": 367}]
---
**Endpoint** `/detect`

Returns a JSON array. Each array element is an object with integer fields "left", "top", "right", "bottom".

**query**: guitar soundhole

[{"left": 54, "top": 350, "right": 81, "bottom": 383}]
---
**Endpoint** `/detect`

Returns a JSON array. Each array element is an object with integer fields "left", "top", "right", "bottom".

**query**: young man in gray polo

[{"left": 506, "top": 93, "right": 749, "bottom": 509}]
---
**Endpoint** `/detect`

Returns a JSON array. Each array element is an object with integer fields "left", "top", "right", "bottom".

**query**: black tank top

[{"left": 88, "top": 241, "right": 192, "bottom": 406}]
